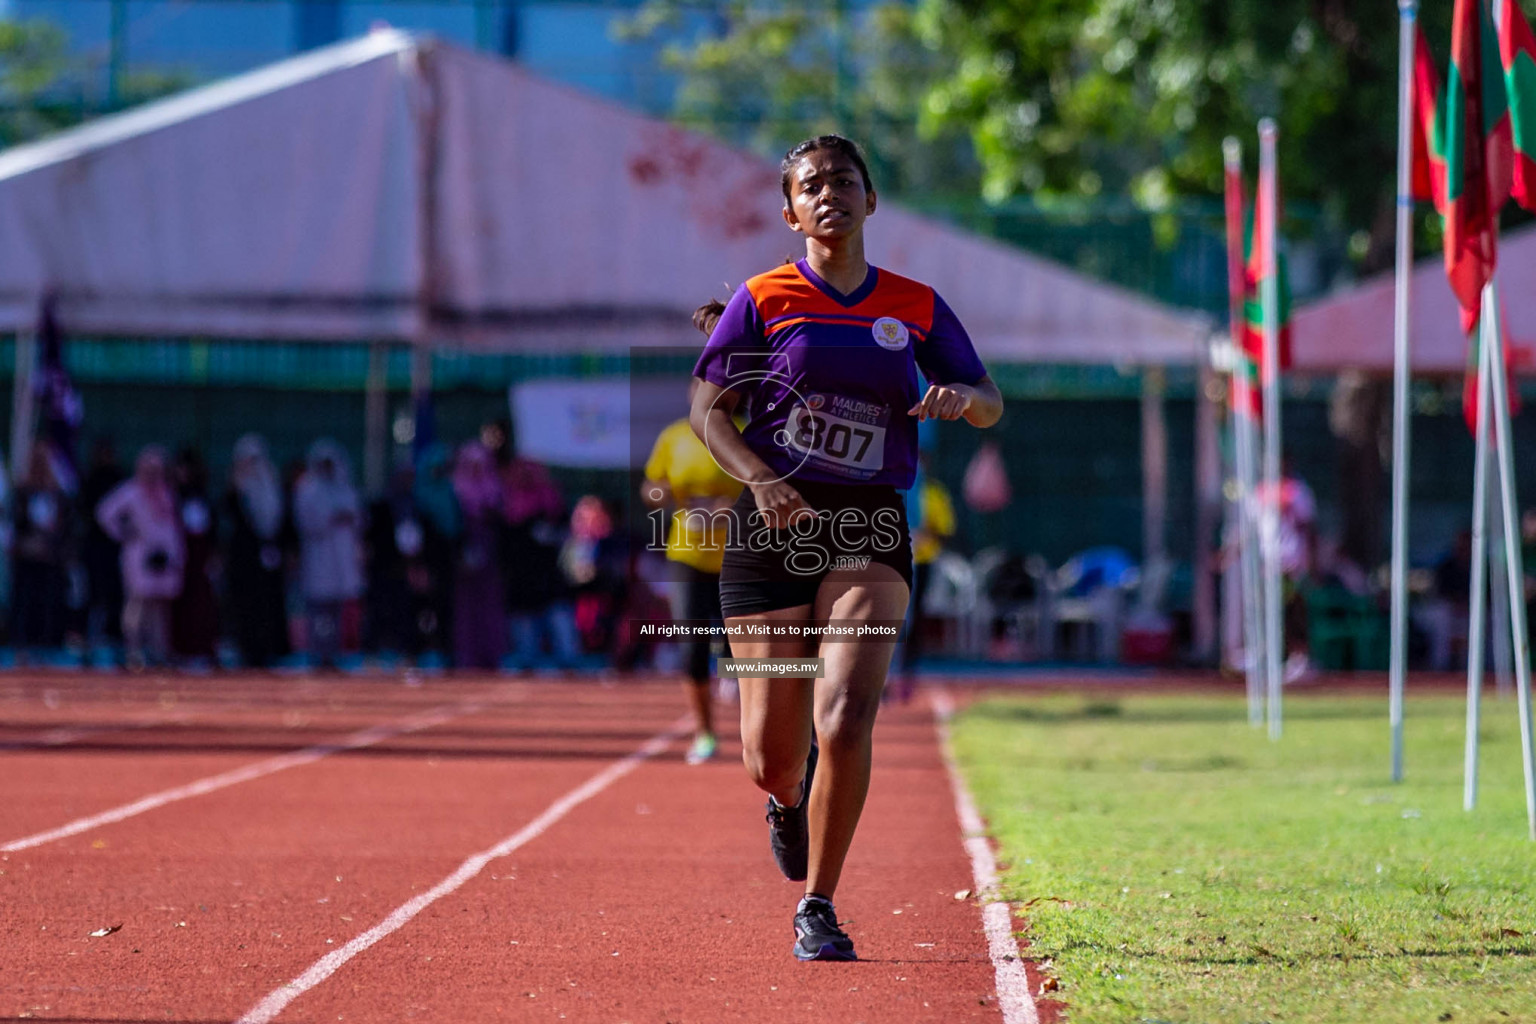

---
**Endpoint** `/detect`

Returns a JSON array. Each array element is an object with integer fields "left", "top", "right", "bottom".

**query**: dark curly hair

[{"left": 692, "top": 299, "right": 726, "bottom": 337}]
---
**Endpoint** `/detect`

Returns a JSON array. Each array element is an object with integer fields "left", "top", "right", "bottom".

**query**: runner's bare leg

[{"left": 805, "top": 564, "right": 909, "bottom": 898}]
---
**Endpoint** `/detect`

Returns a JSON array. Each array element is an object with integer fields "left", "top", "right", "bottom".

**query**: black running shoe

[
  {"left": 765, "top": 740, "right": 818, "bottom": 881},
  {"left": 792, "top": 896, "right": 857, "bottom": 962}
]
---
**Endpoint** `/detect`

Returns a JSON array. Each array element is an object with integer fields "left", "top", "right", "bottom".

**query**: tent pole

[
  {"left": 1141, "top": 365, "right": 1168, "bottom": 584},
  {"left": 1193, "top": 360, "right": 1222, "bottom": 664},
  {"left": 1484, "top": 278, "right": 1536, "bottom": 840},
  {"left": 410, "top": 344, "right": 432, "bottom": 403},
  {"left": 1465, "top": 318, "right": 1493, "bottom": 810}
]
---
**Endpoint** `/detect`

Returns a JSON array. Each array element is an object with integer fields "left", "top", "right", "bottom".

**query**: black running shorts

[{"left": 717, "top": 480, "right": 914, "bottom": 619}]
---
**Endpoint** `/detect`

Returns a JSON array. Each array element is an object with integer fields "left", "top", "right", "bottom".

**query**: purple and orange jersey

[{"left": 693, "top": 260, "right": 986, "bottom": 489}]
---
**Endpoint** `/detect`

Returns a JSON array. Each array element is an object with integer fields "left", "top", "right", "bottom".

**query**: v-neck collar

[{"left": 796, "top": 259, "right": 878, "bottom": 308}]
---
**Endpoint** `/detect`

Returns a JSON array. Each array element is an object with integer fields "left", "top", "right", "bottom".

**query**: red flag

[
  {"left": 1222, "top": 151, "right": 1259, "bottom": 418},
  {"left": 1444, "top": 0, "right": 1503, "bottom": 331},
  {"left": 1413, "top": 27, "right": 1449, "bottom": 211},
  {"left": 1500, "top": 0, "right": 1536, "bottom": 210},
  {"left": 1241, "top": 157, "right": 1292, "bottom": 376}
]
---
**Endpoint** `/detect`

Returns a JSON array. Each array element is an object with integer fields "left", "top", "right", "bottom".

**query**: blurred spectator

[
  {"left": 223, "top": 434, "right": 289, "bottom": 668},
  {"left": 896, "top": 446, "right": 955, "bottom": 700},
  {"left": 278, "top": 455, "right": 308, "bottom": 659},
  {"left": 79, "top": 437, "right": 125, "bottom": 648},
  {"left": 96, "top": 446, "right": 184, "bottom": 669},
  {"left": 1418, "top": 529, "right": 1472, "bottom": 672},
  {"left": 502, "top": 453, "right": 578, "bottom": 669},
  {"left": 171, "top": 447, "right": 219, "bottom": 664},
  {"left": 413, "top": 443, "right": 459, "bottom": 658},
  {"left": 641, "top": 377, "right": 743, "bottom": 763},
  {"left": 11, "top": 443, "right": 72, "bottom": 655},
  {"left": 1253, "top": 460, "right": 1317, "bottom": 683},
  {"left": 451, "top": 441, "right": 507, "bottom": 670},
  {"left": 366, "top": 459, "right": 446, "bottom": 660},
  {"left": 561, "top": 495, "right": 628, "bottom": 654},
  {"left": 293, "top": 440, "right": 363, "bottom": 668}
]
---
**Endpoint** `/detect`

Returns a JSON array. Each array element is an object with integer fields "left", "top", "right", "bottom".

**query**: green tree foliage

[
  {"left": 920, "top": 0, "right": 1441, "bottom": 266},
  {"left": 0, "top": 19, "right": 73, "bottom": 146},
  {"left": 623, "top": 0, "right": 1536, "bottom": 273},
  {"left": 916, "top": 0, "right": 1536, "bottom": 269},
  {"left": 616, "top": 0, "right": 978, "bottom": 198},
  {"left": 1, "top": 18, "right": 195, "bottom": 148}
]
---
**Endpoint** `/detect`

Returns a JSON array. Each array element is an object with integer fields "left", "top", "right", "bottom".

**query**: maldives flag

[
  {"left": 1463, "top": 304, "right": 1522, "bottom": 433},
  {"left": 1240, "top": 158, "right": 1292, "bottom": 380},
  {"left": 1444, "top": 0, "right": 1511, "bottom": 330},
  {"left": 1500, "top": 0, "right": 1536, "bottom": 210},
  {"left": 1413, "top": 27, "right": 1449, "bottom": 211},
  {"left": 1223, "top": 153, "right": 1260, "bottom": 418}
]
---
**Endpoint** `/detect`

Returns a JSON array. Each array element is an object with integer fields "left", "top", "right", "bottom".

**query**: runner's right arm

[{"left": 689, "top": 380, "right": 809, "bottom": 529}]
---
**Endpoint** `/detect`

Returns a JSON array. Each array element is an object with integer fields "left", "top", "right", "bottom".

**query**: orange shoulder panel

[
  {"left": 856, "top": 270, "right": 936, "bottom": 334},
  {"left": 744, "top": 264, "right": 838, "bottom": 324}
]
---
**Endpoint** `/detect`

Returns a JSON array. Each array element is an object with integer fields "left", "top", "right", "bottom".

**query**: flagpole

[
  {"left": 1234, "top": 346, "right": 1266, "bottom": 728},
  {"left": 1465, "top": 319, "right": 1493, "bottom": 810},
  {"left": 1390, "top": 0, "right": 1419, "bottom": 782},
  {"left": 1483, "top": 279, "right": 1536, "bottom": 840},
  {"left": 1259, "top": 118, "right": 1283, "bottom": 741},
  {"left": 1224, "top": 136, "right": 1266, "bottom": 727},
  {"left": 1490, "top": 497, "right": 1513, "bottom": 693}
]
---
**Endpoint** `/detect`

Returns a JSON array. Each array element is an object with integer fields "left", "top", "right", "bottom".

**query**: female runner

[{"left": 689, "top": 135, "right": 1002, "bottom": 961}]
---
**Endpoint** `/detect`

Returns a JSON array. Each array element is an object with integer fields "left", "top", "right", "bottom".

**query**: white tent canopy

[
  {"left": 1292, "top": 224, "right": 1536, "bottom": 374},
  {"left": 0, "top": 30, "right": 1210, "bottom": 365}
]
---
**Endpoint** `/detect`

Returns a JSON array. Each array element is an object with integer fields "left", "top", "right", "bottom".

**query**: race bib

[{"left": 782, "top": 395, "right": 886, "bottom": 477}]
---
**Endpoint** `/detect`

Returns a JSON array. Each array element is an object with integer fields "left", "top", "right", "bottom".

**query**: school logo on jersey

[{"left": 872, "top": 317, "right": 909, "bottom": 351}]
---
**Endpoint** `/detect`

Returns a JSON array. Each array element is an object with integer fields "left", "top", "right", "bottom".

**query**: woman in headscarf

[
  {"left": 412, "top": 442, "right": 459, "bottom": 664},
  {"left": 171, "top": 446, "right": 219, "bottom": 664},
  {"left": 365, "top": 458, "right": 448, "bottom": 659},
  {"left": 502, "top": 451, "right": 579, "bottom": 668},
  {"left": 451, "top": 441, "right": 507, "bottom": 670},
  {"left": 96, "top": 446, "right": 184, "bottom": 669},
  {"left": 291, "top": 439, "right": 364, "bottom": 668},
  {"left": 223, "top": 434, "right": 290, "bottom": 668}
]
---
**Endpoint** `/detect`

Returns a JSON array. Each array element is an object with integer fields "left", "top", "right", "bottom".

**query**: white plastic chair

[
  {"left": 923, "top": 551, "right": 983, "bottom": 656},
  {"left": 1050, "top": 550, "right": 1140, "bottom": 663}
]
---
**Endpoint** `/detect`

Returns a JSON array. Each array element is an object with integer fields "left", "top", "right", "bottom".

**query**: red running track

[{"left": 0, "top": 672, "right": 1057, "bottom": 1023}]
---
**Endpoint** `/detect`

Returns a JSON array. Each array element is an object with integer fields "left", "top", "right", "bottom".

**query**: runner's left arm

[{"left": 911, "top": 293, "right": 1002, "bottom": 428}]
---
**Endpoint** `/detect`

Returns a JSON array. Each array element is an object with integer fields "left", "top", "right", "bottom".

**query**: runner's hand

[
  {"left": 908, "top": 383, "right": 975, "bottom": 421},
  {"left": 749, "top": 480, "right": 814, "bottom": 530}
]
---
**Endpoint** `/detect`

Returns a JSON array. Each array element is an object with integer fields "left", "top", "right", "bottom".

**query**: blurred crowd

[{"left": 1, "top": 421, "right": 653, "bottom": 673}]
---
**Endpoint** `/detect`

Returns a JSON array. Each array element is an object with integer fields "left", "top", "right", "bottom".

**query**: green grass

[{"left": 949, "top": 694, "right": 1536, "bottom": 1024}]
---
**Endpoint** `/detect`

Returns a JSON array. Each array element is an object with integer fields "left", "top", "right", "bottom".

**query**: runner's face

[{"left": 783, "top": 151, "right": 874, "bottom": 242}]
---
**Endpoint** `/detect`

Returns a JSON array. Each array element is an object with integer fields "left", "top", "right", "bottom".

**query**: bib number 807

[{"left": 785, "top": 406, "right": 884, "bottom": 471}]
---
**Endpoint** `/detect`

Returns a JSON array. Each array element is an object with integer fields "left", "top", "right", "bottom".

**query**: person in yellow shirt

[
  {"left": 895, "top": 449, "right": 955, "bottom": 702},
  {"left": 642, "top": 366, "right": 744, "bottom": 763}
]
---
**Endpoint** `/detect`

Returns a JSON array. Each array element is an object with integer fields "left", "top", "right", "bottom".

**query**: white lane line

[
  {"left": 233, "top": 715, "right": 690, "bottom": 1024},
  {"left": 931, "top": 687, "right": 1040, "bottom": 1024},
  {"left": 1, "top": 699, "right": 500, "bottom": 853}
]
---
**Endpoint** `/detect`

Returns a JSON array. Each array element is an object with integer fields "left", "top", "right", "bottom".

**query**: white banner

[{"left": 510, "top": 377, "right": 687, "bottom": 469}]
